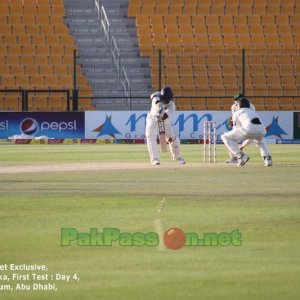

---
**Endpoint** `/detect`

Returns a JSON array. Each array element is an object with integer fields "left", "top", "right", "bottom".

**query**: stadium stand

[
  {"left": 1, "top": 0, "right": 299, "bottom": 111},
  {"left": 0, "top": 0, "right": 94, "bottom": 112},
  {"left": 129, "top": 0, "right": 300, "bottom": 110}
]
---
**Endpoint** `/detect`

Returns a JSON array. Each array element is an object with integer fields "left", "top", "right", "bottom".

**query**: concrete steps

[{"left": 64, "top": 0, "right": 152, "bottom": 110}]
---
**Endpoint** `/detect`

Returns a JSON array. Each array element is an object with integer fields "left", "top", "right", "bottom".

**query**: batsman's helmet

[
  {"left": 236, "top": 97, "right": 250, "bottom": 109},
  {"left": 160, "top": 86, "right": 174, "bottom": 103}
]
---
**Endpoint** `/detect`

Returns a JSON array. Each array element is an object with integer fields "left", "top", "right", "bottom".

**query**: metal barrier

[
  {"left": 0, "top": 90, "right": 71, "bottom": 111},
  {"left": 94, "top": 2, "right": 131, "bottom": 97}
]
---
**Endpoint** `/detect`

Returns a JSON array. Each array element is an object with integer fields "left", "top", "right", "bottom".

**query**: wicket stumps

[{"left": 203, "top": 121, "right": 217, "bottom": 163}]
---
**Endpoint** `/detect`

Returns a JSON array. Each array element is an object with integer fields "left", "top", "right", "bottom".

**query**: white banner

[{"left": 85, "top": 111, "right": 293, "bottom": 140}]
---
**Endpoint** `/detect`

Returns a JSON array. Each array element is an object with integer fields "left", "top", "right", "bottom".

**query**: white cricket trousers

[
  {"left": 221, "top": 124, "right": 271, "bottom": 157},
  {"left": 145, "top": 113, "right": 181, "bottom": 162}
]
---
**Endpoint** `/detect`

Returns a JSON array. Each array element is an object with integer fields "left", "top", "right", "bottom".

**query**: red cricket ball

[{"left": 163, "top": 227, "right": 186, "bottom": 250}]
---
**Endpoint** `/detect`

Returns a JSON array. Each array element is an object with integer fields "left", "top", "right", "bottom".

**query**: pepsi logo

[{"left": 20, "top": 118, "right": 39, "bottom": 135}]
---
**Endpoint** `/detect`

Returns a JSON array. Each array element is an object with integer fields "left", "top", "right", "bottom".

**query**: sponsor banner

[
  {"left": 15, "top": 139, "right": 32, "bottom": 144},
  {"left": 293, "top": 112, "right": 300, "bottom": 139},
  {"left": 47, "top": 139, "right": 65, "bottom": 144},
  {"left": 276, "top": 139, "right": 300, "bottom": 144},
  {"left": 181, "top": 139, "right": 224, "bottom": 144},
  {"left": 114, "top": 139, "right": 145, "bottom": 144},
  {"left": 80, "top": 138, "right": 113, "bottom": 144},
  {"left": 85, "top": 111, "right": 294, "bottom": 141},
  {"left": 0, "top": 112, "right": 85, "bottom": 139},
  {"left": 7, "top": 138, "right": 114, "bottom": 145}
]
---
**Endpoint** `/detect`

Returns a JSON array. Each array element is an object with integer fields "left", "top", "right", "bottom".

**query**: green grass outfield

[{"left": 0, "top": 144, "right": 299, "bottom": 300}]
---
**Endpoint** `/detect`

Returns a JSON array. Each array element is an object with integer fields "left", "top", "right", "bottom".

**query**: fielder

[
  {"left": 145, "top": 86, "right": 185, "bottom": 165},
  {"left": 221, "top": 96, "right": 272, "bottom": 167},
  {"left": 226, "top": 93, "right": 256, "bottom": 164}
]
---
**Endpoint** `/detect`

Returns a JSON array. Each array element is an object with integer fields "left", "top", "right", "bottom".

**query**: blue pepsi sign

[{"left": 0, "top": 112, "right": 85, "bottom": 138}]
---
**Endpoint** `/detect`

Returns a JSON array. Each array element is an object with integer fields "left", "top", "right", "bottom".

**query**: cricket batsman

[
  {"left": 221, "top": 96, "right": 272, "bottom": 167},
  {"left": 145, "top": 86, "right": 186, "bottom": 165}
]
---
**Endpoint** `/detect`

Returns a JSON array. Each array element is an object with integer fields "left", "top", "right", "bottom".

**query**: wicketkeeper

[
  {"left": 145, "top": 86, "right": 185, "bottom": 165},
  {"left": 226, "top": 93, "right": 256, "bottom": 164},
  {"left": 221, "top": 96, "right": 272, "bottom": 167}
]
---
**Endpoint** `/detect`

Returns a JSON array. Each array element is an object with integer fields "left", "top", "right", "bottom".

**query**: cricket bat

[{"left": 158, "top": 120, "right": 168, "bottom": 152}]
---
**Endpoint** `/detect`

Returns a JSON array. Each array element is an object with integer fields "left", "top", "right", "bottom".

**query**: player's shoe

[
  {"left": 177, "top": 157, "right": 186, "bottom": 165},
  {"left": 237, "top": 153, "right": 250, "bottom": 167},
  {"left": 226, "top": 157, "right": 238, "bottom": 164},
  {"left": 264, "top": 156, "right": 272, "bottom": 167},
  {"left": 151, "top": 158, "right": 160, "bottom": 165}
]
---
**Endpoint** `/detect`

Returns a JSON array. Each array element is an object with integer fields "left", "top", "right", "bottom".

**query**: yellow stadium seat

[
  {"left": 34, "top": 55, "right": 48, "bottom": 65},
  {"left": 44, "top": 76, "right": 60, "bottom": 88},
  {"left": 32, "top": 35, "right": 46, "bottom": 45},
  {"left": 30, "top": 75, "right": 45, "bottom": 88},
  {"left": 141, "top": 5, "right": 155, "bottom": 15},
  {"left": 46, "top": 35, "right": 60, "bottom": 44},
  {"left": 50, "top": 15, "right": 65, "bottom": 25},
  {"left": 20, "top": 55, "right": 34, "bottom": 65},
  {"left": 24, "top": 65, "right": 39, "bottom": 75},
  {"left": 37, "top": 5, "right": 52, "bottom": 15},
  {"left": 4, "top": 35, "right": 18, "bottom": 45},
  {"left": 12, "top": 25, "right": 26, "bottom": 35},
  {"left": 197, "top": 3, "right": 211, "bottom": 15},
  {"left": 10, "top": 65, "right": 24, "bottom": 75},
  {"left": 128, "top": 3, "right": 141, "bottom": 17},
  {"left": 182, "top": 5, "right": 197, "bottom": 15},
  {"left": 23, "top": 0, "right": 38, "bottom": 5},
  {"left": 281, "top": 2, "right": 295, "bottom": 14},
  {"left": 40, "top": 65, "right": 53, "bottom": 75},
  {"left": 239, "top": 2, "right": 252, "bottom": 14},
  {"left": 36, "top": 15, "right": 50, "bottom": 25},
  {"left": 26, "top": 25, "right": 40, "bottom": 35},
  {"left": 22, "top": 45, "right": 36, "bottom": 56},
  {"left": 169, "top": 5, "right": 182, "bottom": 15},
  {"left": 1, "top": 76, "right": 15, "bottom": 89},
  {"left": 62, "top": 55, "right": 73, "bottom": 64},
  {"left": 23, "top": 5, "right": 37, "bottom": 15},
  {"left": 266, "top": 4, "right": 281, "bottom": 14},
  {"left": 50, "top": 44, "right": 65, "bottom": 55},
  {"left": 53, "top": 65, "right": 69, "bottom": 76},
  {"left": 225, "top": 4, "right": 238, "bottom": 14},
  {"left": 0, "top": 5, "right": 9, "bottom": 16},
  {"left": 15, "top": 75, "right": 30, "bottom": 89},
  {"left": 0, "top": 65, "right": 11, "bottom": 75},
  {"left": 192, "top": 97, "right": 207, "bottom": 110},
  {"left": 7, "top": 45, "right": 22, "bottom": 55},
  {"left": 51, "top": 5, "right": 65, "bottom": 16},
  {"left": 60, "top": 35, "right": 75, "bottom": 45},
  {"left": 9, "top": 5, "right": 23, "bottom": 15},
  {"left": 36, "top": 44, "right": 50, "bottom": 56},
  {"left": 23, "top": 15, "right": 36, "bottom": 25},
  {"left": 278, "top": 98, "right": 295, "bottom": 110},
  {"left": 59, "top": 76, "right": 73, "bottom": 88},
  {"left": 10, "top": 0, "right": 23, "bottom": 5},
  {"left": 155, "top": 5, "right": 169, "bottom": 15},
  {"left": 0, "top": 15, "right": 9, "bottom": 27},
  {"left": 211, "top": 5, "right": 224, "bottom": 15},
  {"left": 54, "top": 25, "right": 69, "bottom": 35}
]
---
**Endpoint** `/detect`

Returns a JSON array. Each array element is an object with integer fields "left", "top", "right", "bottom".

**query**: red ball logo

[{"left": 163, "top": 228, "right": 186, "bottom": 250}]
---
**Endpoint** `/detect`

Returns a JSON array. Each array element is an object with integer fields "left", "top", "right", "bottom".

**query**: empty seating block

[
  {"left": 127, "top": 0, "right": 299, "bottom": 110},
  {"left": 0, "top": 0, "right": 94, "bottom": 111}
]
